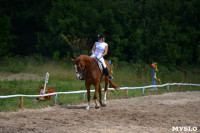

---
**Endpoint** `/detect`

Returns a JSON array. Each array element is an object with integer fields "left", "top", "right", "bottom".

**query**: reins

[
  {"left": 78, "top": 57, "right": 98, "bottom": 77},
  {"left": 79, "top": 61, "right": 87, "bottom": 75}
]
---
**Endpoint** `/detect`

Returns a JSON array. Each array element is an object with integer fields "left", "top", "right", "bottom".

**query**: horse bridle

[
  {"left": 76, "top": 61, "right": 87, "bottom": 79},
  {"left": 75, "top": 59, "right": 97, "bottom": 80}
]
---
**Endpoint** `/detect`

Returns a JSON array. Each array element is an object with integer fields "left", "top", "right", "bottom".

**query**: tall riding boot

[{"left": 104, "top": 67, "right": 113, "bottom": 79}]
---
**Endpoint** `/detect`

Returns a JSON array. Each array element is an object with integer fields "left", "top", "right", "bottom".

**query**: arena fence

[{"left": 0, "top": 83, "right": 200, "bottom": 109}]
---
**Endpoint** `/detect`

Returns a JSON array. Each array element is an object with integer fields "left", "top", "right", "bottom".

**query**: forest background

[
  {"left": 1, "top": 0, "right": 200, "bottom": 111},
  {"left": 0, "top": 0, "right": 200, "bottom": 69}
]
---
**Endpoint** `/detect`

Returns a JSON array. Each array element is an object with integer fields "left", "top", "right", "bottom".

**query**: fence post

[
  {"left": 126, "top": 89, "right": 128, "bottom": 98},
  {"left": 142, "top": 88, "right": 145, "bottom": 95},
  {"left": 167, "top": 85, "right": 169, "bottom": 92},
  {"left": 83, "top": 92, "right": 86, "bottom": 101},
  {"left": 54, "top": 94, "right": 57, "bottom": 104},
  {"left": 178, "top": 85, "right": 181, "bottom": 91},
  {"left": 20, "top": 96, "right": 23, "bottom": 109}
]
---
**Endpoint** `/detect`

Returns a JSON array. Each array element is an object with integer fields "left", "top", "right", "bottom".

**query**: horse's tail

[{"left": 109, "top": 80, "right": 119, "bottom": 90}]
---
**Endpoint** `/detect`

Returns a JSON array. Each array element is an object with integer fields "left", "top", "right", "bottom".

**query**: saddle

[{"left": 95, "top": 57, "right": 104, "bottom": 77}]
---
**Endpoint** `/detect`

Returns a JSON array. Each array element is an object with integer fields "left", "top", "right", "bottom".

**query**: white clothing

[
  {"left": 94, "top": 42, "right": 108, "bottom": 57},
  {"left": 98, "top": 56, "right": 107, "bottom": 68},
  {"left": 90, "top": 42, "right": 108, "bottom": 68}
]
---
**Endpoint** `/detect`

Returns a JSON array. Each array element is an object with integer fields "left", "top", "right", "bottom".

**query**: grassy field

[{"left": 0, "top": 56, "right": 200, "bottom": 112}]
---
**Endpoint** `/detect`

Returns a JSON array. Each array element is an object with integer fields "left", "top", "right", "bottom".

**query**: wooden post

[
  {"left": 20, "top": 96, "right": 23, "bottom": 109},
  {"left": 126, "top": 89, "right": 128, "bottom": 98},
  {"left": 178, "top": 85, "right": 181, "bottom": 91}
]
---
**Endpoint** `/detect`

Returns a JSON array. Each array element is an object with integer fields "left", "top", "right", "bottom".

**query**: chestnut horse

[{"left": 72, "top": 55, "right": 119, "bottom": 110}]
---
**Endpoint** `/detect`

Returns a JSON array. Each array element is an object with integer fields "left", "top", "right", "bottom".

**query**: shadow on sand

[{"left": 59, "top": 105, "right": 86, "bottom": 110}]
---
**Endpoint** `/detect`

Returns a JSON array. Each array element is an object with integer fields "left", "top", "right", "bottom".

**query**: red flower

[
  {"left": 39, "top": 86, "right": 47, "bottom": 93},
  {"left": 151, "top": 63, "right": 155, "bottom": 68},
  {"left": 48, "top": 88, "right": 55, "bottom": 93}
]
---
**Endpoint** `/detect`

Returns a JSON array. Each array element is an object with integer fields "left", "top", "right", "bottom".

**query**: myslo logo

[{"left": 172, "top": 126, "right": 198, "bottom": 132}]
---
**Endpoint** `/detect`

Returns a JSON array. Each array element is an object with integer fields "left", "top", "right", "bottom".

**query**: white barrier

[
  {"left": 0, "top": 83, "right": 200, "bottom": 107},
  {"left": 0, "top": 82, "right": 200, "bottom": 99}
]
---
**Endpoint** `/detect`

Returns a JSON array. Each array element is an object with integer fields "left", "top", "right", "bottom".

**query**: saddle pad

[{"left": 95, "top": 58, "right": 104, "bottom": 74}]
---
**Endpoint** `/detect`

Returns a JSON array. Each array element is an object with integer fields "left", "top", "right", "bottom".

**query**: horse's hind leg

[
  {"left": 98, "top": 84, "right": 103, "bottom": 107},
  {"left": 103, "top": 78, "right": 109, "bottom": 106}
]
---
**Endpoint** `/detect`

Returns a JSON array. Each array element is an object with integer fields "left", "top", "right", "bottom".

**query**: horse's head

[{"left": 71, "top": 58, "right": 86, "bottom": 80}]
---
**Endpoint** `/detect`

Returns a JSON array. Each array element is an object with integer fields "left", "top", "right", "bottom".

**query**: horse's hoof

[
  {"left": 102, "top": 104, "right": 107, "bottom": 107},
  {"left": 95, "top": 106, "right": 100, "bottom": 109},
  {"left": 103, "top": 101, "right": 106, "bottom": 105},
  {"left": 86, "top": 106, "right": 90, "bottom": 110}
]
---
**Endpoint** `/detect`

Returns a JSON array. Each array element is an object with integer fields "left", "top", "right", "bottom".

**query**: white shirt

[{"left": 94, "top": 42, "right": 108, "bottom": 57}]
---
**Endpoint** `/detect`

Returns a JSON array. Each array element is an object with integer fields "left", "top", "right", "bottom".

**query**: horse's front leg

[
  {"left": 94, "top": 82, "right": 100, "bottom": 109},
  {"left": 85, "top": 82, "right": 91, "bottom": 110}
]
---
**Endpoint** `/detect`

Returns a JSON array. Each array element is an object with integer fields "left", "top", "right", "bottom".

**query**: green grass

[{"left": 0, "top": 57, "right": 200, "bottom": 112}]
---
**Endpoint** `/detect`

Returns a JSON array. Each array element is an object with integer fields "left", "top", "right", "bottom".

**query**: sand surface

[{"left": 0, "top": 91, "right": 200, "bottom": 133}]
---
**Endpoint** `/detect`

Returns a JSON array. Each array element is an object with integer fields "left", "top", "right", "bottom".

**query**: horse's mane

[{"left": 78, "top": 55, "right": 95, "bottom": 63}]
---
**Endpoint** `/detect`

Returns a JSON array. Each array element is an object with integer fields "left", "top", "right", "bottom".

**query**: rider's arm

[
  {"left": 102, "top": 45, "right": 108, "bottom": 57},
  {"left": 92, "top": 43, "right": 96, "bottom": 54}
]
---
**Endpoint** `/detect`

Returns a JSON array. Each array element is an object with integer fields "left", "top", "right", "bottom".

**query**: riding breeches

[
  {"left": 90, "top": 54, "right": 107, "bottom": 68},
  {"left": 98, "top": 57, "right": 107, "bottom": 68}
]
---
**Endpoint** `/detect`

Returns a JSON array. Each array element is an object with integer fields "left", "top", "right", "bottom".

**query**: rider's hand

[
  {"left": 90, "top": 54, "right": 95, "bottom": 58},
  {"left": 97, "top": 55, "right": 102, "bottom": 59}
]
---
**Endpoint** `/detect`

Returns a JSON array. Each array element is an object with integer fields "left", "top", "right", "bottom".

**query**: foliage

[
  {"left": 0, "top": 0, "right": 200, "bottom": 67},
  {"left": 0, "top": 11, "right": 15, "bottom": 56}
]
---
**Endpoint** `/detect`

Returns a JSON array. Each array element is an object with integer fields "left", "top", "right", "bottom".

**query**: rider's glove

[{"left": 90, "top": 54, "right": 95, "bottom": 58}]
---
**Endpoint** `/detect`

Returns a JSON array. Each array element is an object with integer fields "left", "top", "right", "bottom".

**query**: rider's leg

[{"left": 99, "top": 57, "right": 113, "bottom": 79}]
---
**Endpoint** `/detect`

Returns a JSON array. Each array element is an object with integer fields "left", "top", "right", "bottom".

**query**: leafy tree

[
  {"left": 0, "top": 12, "right": 15, "bottom": 56},
  {"left": 0, "top": 0, "right": 199, "bottom": 68}
]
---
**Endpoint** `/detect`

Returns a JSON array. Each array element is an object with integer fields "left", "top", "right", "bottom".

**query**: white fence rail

[
  {"left": 0, "top": 83, "right": 200, "bottom": 108},
  {"left": 1, "top": 83, "right": 200, "bottom": 99}
]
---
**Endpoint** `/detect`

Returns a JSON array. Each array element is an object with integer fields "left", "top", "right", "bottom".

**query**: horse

[{"left": 71, "top": 55, "right": 119, "bottom": 110}]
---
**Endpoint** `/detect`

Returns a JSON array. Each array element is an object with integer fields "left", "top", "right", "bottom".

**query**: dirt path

[
  {"left": 0, "top": 91, "right": 200, "bottom": 133},
  {"left": 0, "top": 72, "right": 43, "bottom": 81}
]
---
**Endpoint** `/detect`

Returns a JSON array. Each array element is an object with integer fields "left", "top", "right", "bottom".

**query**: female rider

[{"left": 90, "top": 34, "right": 113, "bottom": 79}]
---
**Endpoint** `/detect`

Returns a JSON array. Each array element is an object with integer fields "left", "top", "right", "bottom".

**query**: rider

[{"left": 90, "top": 34, "right": 113, "bottom": 79}]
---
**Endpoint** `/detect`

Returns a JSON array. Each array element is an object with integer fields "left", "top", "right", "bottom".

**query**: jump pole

[
  {"left": 152, "top": 63, "right": 156, "bottom": 89},
  {"left": 43, "top": 72, "right": 49, "bottom": 94}
]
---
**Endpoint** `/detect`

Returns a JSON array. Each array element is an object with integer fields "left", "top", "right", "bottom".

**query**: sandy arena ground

[{"left": 0, "top": 91, "right": 200, "bottom": 133}]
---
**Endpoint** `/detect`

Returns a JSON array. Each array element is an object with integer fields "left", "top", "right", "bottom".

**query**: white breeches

[
  {"left": 90, "top": 54, "right": 107, "bottom": 68},
  {"left": 98, "top": 57, "right": 107, "bottom": 68}
]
